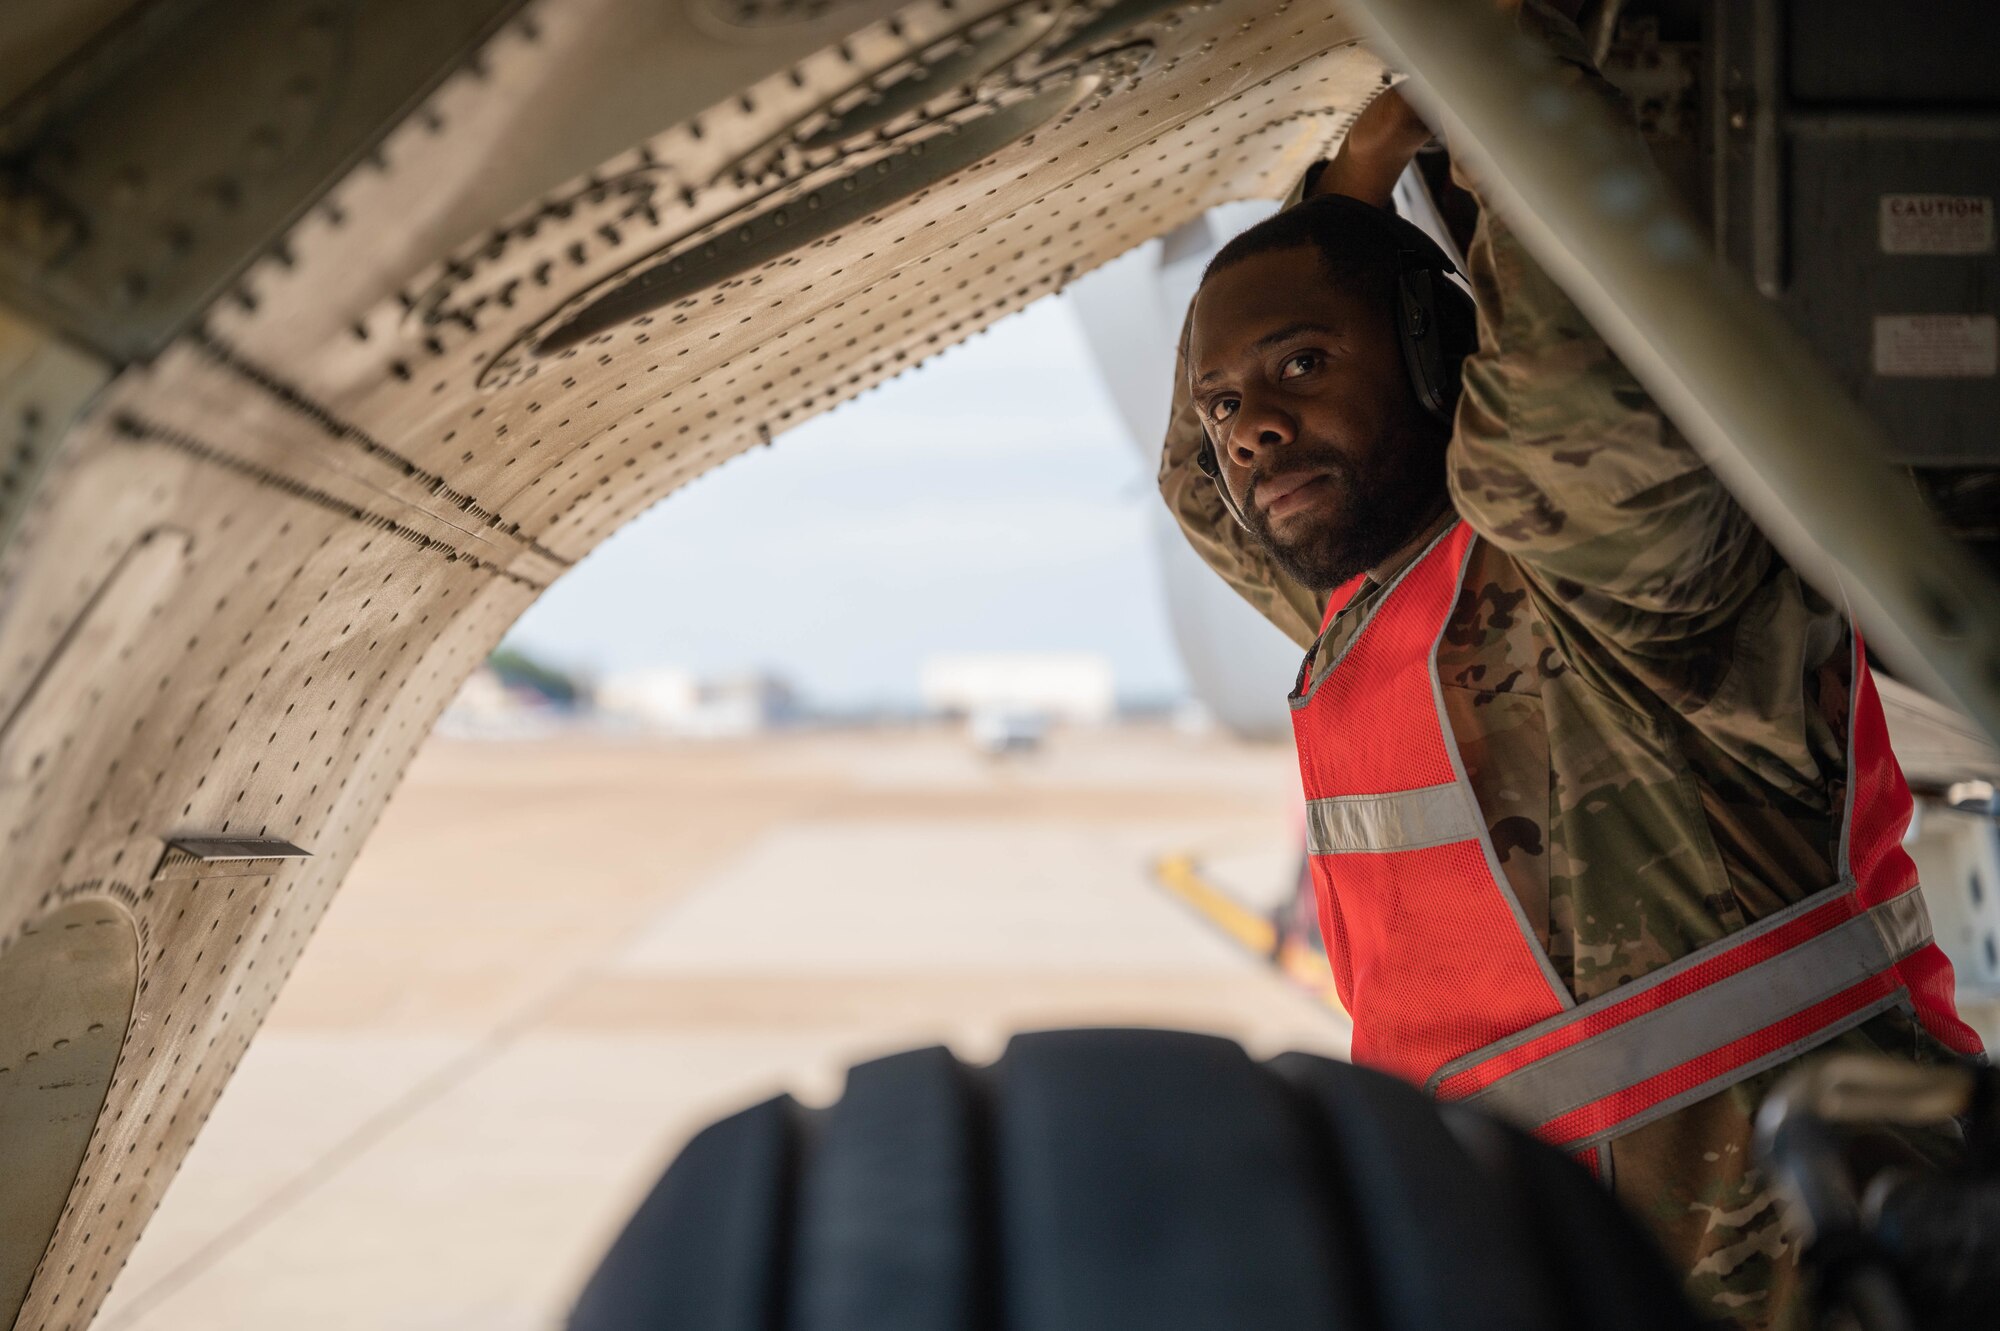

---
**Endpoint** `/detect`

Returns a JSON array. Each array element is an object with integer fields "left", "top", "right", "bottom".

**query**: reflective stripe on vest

[{"left": 1289, "top": 520, "right": 1984, "bottom": 1157}]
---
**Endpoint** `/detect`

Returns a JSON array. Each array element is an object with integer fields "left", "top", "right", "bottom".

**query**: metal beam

[{"left": 1342, "top": 0, "right": 2000, "bottom": 744}]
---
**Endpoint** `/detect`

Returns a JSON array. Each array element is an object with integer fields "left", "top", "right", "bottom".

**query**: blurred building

[
  {"left": 437, "top": 664, "right": 574, "bottom": 738},
  {"left": 597, "top": 668, "right": 799, "bottom": 737},
  {"left": 919, "top": 652, "right": 1116, "bottom": 725}
]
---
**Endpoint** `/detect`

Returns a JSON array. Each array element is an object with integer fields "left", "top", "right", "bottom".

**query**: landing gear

[{"left": 573, "top": 1029, "right": 1700, "bottom": 1330}]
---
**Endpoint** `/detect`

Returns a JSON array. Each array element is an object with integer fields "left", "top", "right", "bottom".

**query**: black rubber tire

[{"left": 569, "top": 1029, "right": 1701, "bottom": 1330}]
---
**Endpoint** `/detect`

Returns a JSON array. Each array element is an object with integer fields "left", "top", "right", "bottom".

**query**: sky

[{"left": 501, "top": 293, "right": 1191, "bottom": 709}]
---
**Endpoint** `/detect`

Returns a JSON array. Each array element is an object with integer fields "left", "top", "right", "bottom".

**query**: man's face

[{"left": 1188, "top": 246, "right": 1449, "bottom": 592}]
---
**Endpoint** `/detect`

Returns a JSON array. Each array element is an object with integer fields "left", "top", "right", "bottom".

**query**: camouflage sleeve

[{"left": 1446, "top": 4, "right": 1779, "bottom": 705}]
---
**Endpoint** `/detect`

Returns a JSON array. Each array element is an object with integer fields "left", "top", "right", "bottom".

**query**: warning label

[
  {"left": 1879, "top": 195, "right": 1994, "bottom": 255},
  {"left": 1873, "top": 315, "right": 1998, "bottom": 378}
]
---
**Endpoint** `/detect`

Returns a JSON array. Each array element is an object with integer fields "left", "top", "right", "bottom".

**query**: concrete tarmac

[{"left": 95, "top": 725, "right": 1344, "bottom": 1331}]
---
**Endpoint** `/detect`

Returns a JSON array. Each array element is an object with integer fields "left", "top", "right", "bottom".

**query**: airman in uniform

[{"left": 1159, "top": 5, "right": 1982, "bottom": 1325}]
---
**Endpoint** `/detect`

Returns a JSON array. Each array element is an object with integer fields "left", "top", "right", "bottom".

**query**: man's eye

[
  {"left": 1209, "top": 398, "right": 1238, "bottom": 423},
  {"left": 1280, "top": 352, "right": 1319, "bottom": 379}
]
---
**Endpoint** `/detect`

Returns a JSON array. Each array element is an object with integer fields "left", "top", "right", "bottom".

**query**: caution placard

[
  {"left": 1879, "top": 195, "right": 1994, "bottom": 256},
  {"left": 1872, "top": 314, "right": 1998, "bottom": 378}
]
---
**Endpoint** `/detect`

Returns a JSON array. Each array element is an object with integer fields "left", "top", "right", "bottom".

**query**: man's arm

[{"left": 1433, "top": 2, "right": 1786, "bottom": 712}]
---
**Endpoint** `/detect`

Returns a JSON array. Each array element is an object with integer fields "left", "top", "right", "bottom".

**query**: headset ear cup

[
  {"left": 1396, "top": 267, "right": 1454, "bottom": 424},
  {"left": 1436, "top": 279, "right": 1476, "bottom": 411}
]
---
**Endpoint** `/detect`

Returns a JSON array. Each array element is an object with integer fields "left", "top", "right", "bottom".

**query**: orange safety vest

[{"left": 1291, "top": 520, "right": 1984, "bottom": 1169}]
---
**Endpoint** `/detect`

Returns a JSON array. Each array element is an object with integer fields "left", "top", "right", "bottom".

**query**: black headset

[{"left": 1194, "top": 192, "right": 1473, "bottom": 528}]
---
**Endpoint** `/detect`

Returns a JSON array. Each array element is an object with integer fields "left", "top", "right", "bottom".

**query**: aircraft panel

[{"left": 0, "top": 2, "right": 1384, "bottom": 1324}]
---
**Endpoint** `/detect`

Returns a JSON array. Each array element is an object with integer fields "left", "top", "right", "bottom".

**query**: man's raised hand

[{"left": 1304, "top": 86, "right": 1433, "bottom": 209}]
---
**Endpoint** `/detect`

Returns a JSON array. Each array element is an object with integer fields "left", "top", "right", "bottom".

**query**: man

[{"left": 1159, "top": 7, "right": 1984, "bottom": 1328}]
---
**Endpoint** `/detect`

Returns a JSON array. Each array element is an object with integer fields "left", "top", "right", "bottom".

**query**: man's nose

[{"left": 1226, "top": 396, "right": 1295, "bottom": 468}]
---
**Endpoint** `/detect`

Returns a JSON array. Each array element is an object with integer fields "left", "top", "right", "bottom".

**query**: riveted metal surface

[
  {"left": 0, "top": 0, "right": 1386, "bottom": 1324},
  {"left": 0, "top": 901, "right": 137, "bottom": 1328},
  {"left": 0, "top": 1, "right": 156, "bottom": 115},
  {"left": 0, "top": 311, "right": 109, "bottom": 554},
  {"left": 0, "top": 0, "right": 534, "bottom": 361}
]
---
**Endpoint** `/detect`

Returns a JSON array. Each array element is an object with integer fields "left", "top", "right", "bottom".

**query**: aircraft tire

[{"left": 569, "top": 1028, "right": 1701, "bottom": 1330}]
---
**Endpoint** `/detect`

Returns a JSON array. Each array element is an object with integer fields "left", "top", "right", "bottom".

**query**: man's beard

[{"left": 1242, "top": 439, "right": 1447, "bottom": 593}]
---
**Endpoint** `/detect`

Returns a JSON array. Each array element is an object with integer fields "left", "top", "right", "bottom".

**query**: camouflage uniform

[{"left": 1157, "top": 9, "right": 1966, "bottom": 1325}]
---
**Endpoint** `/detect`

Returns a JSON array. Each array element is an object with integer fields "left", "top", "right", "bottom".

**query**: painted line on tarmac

[
  {"left": 1151, "top": 854, "right": 1346, "bottom": 1017},
  {"left": 1152, "top": 853, "right": 1279, "bottom": 956}
]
